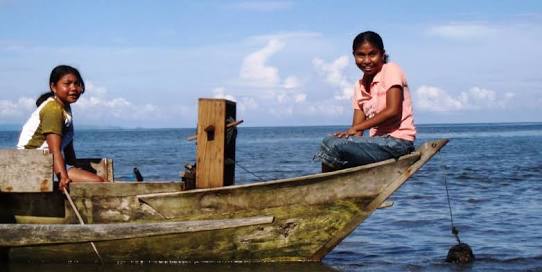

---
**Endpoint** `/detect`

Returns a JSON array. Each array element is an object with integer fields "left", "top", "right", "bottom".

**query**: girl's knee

[
  {"left": 321, "top": 135, "right": 344, "bottom": 149},
  {"left": 94, "top": 175, "right": 107, "bottom": 183},
  {"left": 86, "top": 172, "right": 106, "bottom": 183}
]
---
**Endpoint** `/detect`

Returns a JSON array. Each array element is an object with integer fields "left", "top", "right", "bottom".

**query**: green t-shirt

[{"left": 17, "top": 97, "right": 74, "bottom": 150}]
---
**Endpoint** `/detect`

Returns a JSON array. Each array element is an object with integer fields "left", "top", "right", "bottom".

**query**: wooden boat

[
  {"left": 0, "top": 138, "right": 448, "bottom": 263},
  {"left": 1, "top": 99, "right": 449, "bottom": 263}
]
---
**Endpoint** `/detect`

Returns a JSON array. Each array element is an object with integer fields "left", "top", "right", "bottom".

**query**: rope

[
  {"left": 233, "top": 146, "right": 305, "bottom": 182},
  {"left": 224, "top": 118, "right": 265, "bottom": 182},
  {"left": 226, "top": 119, "right": 307, "bottom": 183},
  {"left": 234, "top": 160, "right": 265, "bottom": 182},
  {"left": 443, "top": 164, "right": 461, "bottom": 244}
]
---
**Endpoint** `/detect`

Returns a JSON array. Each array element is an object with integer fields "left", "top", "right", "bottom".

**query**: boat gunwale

[{"left": 128, "top": 151, "right": 422, "bottom": 199}]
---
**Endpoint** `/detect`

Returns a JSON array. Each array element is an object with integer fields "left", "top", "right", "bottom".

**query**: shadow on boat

[{"left": 1, "top": 262, "right": 341, "bottom": 272}]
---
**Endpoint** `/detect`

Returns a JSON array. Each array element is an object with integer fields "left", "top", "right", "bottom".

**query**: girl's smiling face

[
  {"left": 354, "top": 41, "right": 385, "bottom": 76},
  {"left": 51, "top": 73, "right": 83, "bottom": 105}
]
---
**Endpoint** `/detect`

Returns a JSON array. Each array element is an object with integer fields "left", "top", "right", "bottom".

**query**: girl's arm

[
  {"left": 352, "top": 109, "right": 365, "bottom": 136},
  {"left": 46, "top": 133, "right": 71, "bottom": 190},
  {"left": 336, "top": 109, "right": 366, "bottom": 137},
  {"left": 340, "top": 86, "right": 403, "bottom": 137}
]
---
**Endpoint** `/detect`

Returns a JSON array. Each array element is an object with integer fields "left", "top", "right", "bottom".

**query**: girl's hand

[
  {"left": 59, "top": 174, "right": 72, "bottom": 191},
  {"left": 334, "top": 128, "right": 357, "bottom": 138}
]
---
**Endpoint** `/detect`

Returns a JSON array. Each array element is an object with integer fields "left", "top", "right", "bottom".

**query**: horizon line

[{"left": 1, "top": 121, "right": 542, "bottom": 131}]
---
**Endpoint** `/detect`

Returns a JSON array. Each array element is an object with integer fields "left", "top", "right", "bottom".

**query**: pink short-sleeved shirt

[{"left": 352, "top": 63, "right": 416, "bottom": 141}]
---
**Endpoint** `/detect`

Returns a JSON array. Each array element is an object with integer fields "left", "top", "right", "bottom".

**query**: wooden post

[{"left": 195, "top": 98, "right": 236, "bottom": 189}]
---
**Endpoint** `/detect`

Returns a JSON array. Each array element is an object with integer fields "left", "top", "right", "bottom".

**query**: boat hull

[{"left": 3, "top": 139, "right": 448, "bottom": 263}]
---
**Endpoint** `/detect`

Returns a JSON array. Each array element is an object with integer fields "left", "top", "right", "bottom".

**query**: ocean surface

[{"left": 0, "top": 123, "right": 541, "bottom": 271}]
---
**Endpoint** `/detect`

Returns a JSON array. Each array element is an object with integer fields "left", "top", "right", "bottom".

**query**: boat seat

[
  {"left": 0, "top": 149, "right": 114, "bottom": 193},
  {"left": 0, "top": 149, "right": 53, "bottom": 192}
]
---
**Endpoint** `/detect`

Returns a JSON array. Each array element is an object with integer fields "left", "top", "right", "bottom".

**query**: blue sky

[{"left": 1, "top": 0, "right": 541, "bottom": 128}]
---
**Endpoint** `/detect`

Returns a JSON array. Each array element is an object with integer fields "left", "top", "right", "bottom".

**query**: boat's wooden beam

[
  {"left": 0, "top": 216, "right": 274, "bottom": 247},
  {"left": 70, "top": 182, "right": 184, "bottom": 198}
]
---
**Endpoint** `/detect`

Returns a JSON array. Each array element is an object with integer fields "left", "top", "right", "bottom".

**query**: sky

[{"left": 1, "top": 0, "right": 541, "bottom": 128}]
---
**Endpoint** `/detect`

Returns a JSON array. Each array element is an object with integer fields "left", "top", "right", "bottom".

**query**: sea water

[{"left": 0, "top": 123, "right": 541, "bottom": 271}]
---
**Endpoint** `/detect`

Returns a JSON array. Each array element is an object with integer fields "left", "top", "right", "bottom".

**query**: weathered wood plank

[
  {"left": 197, "top": 98, "right": 227, "bottom": 188},
  {"left": 0, "top": 216, "right": 274, "bottom": 247},
  {"left": 9, "top": 201, "right": 364, "bottom": 263},
  {"left": 0, "top": 149, "right": 53, "bottom": 192},
  {"left": 196, "top": 98, "right": 236, "bottom": 189},
  {"left": 70, "top": 182, "right": 184, "bottom": 198}
]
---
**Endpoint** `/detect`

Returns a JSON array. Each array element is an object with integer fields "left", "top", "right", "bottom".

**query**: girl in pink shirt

[{"left": 316, "top": 31, "right": 416, "bottom": 171}]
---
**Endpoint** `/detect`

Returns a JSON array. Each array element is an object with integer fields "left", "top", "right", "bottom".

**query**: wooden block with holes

[
  {"left": 0, "top": 149, "right": 53, "bottom": 192},
  {"left": 196, "top": 98, "right": 236, "bottom": 189}
]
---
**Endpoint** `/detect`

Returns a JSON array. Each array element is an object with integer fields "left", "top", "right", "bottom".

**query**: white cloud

[
  {"left": 237, "top": 97, "right": 258, "bottom": 113},
  {"left": 0, "top": 97, "right": 34, "bottom": 120},
  {"left": 214, "top": 37, "right": 355, "bottom": 121},
  {"left": 282, "top": 76, "right": 300, "bottom": 89},
  {"left": 504, "top": 92, "right": 516, "bottom": 100},
  {"left": 313, "top": 56, "right": 353, "bottom": 100},
  {"left": 427, "top": 22, "right": 498, "bottom": 40},
  {"left": 415, "top": 85, "right": 463, "bottom": 112},
  {"left": 0, "top": 84, "right": 164, "bottom": 126},
  {"left": 212, "top": 87, "right": 237, "bottom": 102},
  {"left": 77, "top": 96, "right": 131, "bottom": 109},
  {"left": 84, "top": 81, "right": 107, "bottom": 97},
  {"left": 73, "top": 81, "right": 160, "bottom": 122},
  {"left": 231, "top": 1, "right": 293, "bottom": 12},
  {"left": 240, "top": 39, "right": 284, "bottom": 88},
  {"left": 212, "top": 87, "right": 260, "bottom": 114},
  {"left": 246, "top": 32, "right": 322, "bottom": 44},
  {"left": 306, "top": 102, "right": 346, "bottom": 116},
  {"left": 415, "top": 85, "right": 515, "bottom": 112},
  {"left": 266, "top": 98, "right": 348, "bottom": 119},
  {"left": 294, "top": 93, "right": 306, "bottom": 103},
  {"left": 459, "top": 87, "right": 515, "bottom": 109},
  {"left": 232, "top": 37, "right": 307, "bottom": 112}
]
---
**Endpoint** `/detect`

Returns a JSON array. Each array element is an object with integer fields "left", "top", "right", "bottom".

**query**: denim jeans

[{"left": 315, "top": 135, "right": 415, "bottom": 169}]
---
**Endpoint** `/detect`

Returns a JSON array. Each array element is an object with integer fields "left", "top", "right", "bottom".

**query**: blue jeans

[{"left": 315, "top": 135, "right": 415, "bottom": 169}]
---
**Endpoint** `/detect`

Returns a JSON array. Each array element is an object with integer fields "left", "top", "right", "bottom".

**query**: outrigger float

[{"left": 0, "top": 99, "right": 448, "bottom": 263}]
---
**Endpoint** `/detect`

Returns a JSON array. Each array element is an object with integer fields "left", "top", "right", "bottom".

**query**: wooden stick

[
  {"left": 226, "top": 119, "right": 244, "bottom": 128},
  {"left": 63, "top": 188, "right": 104, "bottom": 264},
  {"left": 186, "top": 119, "right": 244, "bottom": 141}
]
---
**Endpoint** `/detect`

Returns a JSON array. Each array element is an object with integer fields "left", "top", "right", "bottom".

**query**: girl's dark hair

[
  {"left": 35, "top": 65, "right": 85, "bottom": 107},
  {"left": 352, "top": 31, "right": 389, "bottom": 63}
]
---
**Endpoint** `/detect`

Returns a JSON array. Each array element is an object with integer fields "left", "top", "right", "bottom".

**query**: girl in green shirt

[{"left": 17, "top": 65, "right": 106, "bottom": 190}]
